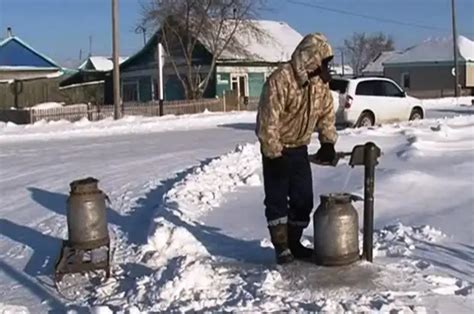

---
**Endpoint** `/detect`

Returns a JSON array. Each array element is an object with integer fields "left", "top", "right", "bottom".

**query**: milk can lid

[
  {"left": 70, "top": 177, "right": 99, "bottom": 193},
  {"left": 320, "top": 192, "right": 353, "bottom": 204}
]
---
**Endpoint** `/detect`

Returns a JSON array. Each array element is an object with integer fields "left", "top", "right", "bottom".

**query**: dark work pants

[{"left": 262, "top": 145, "right": 314, "bottom": 228}]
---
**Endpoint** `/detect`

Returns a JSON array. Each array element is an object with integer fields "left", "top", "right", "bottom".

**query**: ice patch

[
  {"left": 374, "top": 224, "right": 445, "bottom": 257},
  {"left": 90, "top": 305, "right": 113, "bottom": 314},
  {"left": 425, "top": 275, "right": 459, "bottom": 286},
  {"left": 424, "top": 275, "right": 472, "bottom": 296}
]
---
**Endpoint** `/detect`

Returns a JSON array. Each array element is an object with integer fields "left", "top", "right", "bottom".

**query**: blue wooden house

[
  {"left": 119, "top": 20, "right": 302, "bottom": 102},
  {"left": 0, "top": 31, "right": 64, "bottom": 81}
]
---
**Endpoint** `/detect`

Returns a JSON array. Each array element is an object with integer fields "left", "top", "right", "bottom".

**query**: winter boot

[
  {"left": 268, "top": 224, "right": 294, "bottom": 265},
  {"left": 288, "top": 226, "right": 313, "bottom": 260}
]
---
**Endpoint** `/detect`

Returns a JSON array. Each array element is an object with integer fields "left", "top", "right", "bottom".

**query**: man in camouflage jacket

[{"left": 256, "top": 33, "right": 338, "bottom": 264}]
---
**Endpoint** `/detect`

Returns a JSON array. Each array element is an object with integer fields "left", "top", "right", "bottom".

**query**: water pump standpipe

[
  {"left": 349, "top": 142, "right": 381, "bottom": 262},
  {"left": 310, "top": 142, "right": 381, "bottom": 264},
  {"left": 365, "top": 144, "right": 378, "bottom": 261}
]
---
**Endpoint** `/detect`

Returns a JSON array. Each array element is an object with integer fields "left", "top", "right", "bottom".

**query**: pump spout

[{"left": 309, "top": 151, "right": 352, "bottom": 166}]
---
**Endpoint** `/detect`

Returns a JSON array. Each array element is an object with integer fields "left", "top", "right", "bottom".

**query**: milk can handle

[{"left": 103, "top": 192, "right": 111, "bottom": 205}]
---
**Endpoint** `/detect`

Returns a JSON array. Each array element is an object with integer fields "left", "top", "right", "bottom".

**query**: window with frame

[
  {"left": 355, "top": 81, "right": 378, "bottom": 96},
  {"left": 381, "top": 81, "right": 404, "bottom": 97},
  {"left": 122, "top": 81, "right": 139, "bottom": 102}
]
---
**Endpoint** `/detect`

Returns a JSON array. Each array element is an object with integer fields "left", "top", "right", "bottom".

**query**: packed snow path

[{"left": 0, "top": 102, "right": 473, "bottom": 312}]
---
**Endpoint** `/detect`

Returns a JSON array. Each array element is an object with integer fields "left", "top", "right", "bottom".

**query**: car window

[
  {"left": 355, "top": 81, "right": 379, "bottom": 96},
  {"left": 329, "top": 79, "right": 348, "bottom": 93},
  {"left": 382, "top": 81, "right": 403, "bottom": 97}
]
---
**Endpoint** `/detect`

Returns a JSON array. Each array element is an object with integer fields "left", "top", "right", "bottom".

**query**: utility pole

[
  {"left": 451, "top": 0, "right": 459, "bottom": 97},
  {"left": 112, "top": 0, "right": 121, "bottom": 120},
  {"left": 89, "top": 35, "right": 93, "bottom": 57}
]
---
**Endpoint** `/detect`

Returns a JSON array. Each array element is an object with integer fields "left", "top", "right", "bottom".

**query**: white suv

[{"left": 329, "top": 77, "right": 424, "bottom": 127}]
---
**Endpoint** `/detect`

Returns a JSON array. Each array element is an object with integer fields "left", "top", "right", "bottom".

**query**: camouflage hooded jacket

[{"left": 256, "top": 33, "right": 338, "bottom": 158}]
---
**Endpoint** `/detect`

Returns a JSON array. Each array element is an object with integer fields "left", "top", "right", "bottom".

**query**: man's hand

[{"left": 314, "top": 143, "right": 336, "bottom": 163}]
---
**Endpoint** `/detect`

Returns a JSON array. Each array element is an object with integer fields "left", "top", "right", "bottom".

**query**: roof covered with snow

[
  {"left": 121, "top": 19, "right": 302, "bottom": 70},
  {"left": 208, "top": 20, "right": 303, "bottom": 63},
  {"left": 362, "top": 51, "right": 403, "bottom": 74},
  {"left": 0, "top": 36, "right": 61, "bottom": 70},
  {"left": 386, "top": 35, "right": 474, "bottom": 65},
  {"left": 79, "top": 56, "right": 128, "bottom": 71}
]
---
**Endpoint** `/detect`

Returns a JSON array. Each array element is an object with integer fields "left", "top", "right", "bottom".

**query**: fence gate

[{"left": 224, "top": 90, "right": 239, "bottom": 111}]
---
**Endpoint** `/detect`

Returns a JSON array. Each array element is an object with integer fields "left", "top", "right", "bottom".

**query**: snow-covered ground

[
  {"left": 0, "top": 101, "right": 473, "bottom": 313},
  {"left": 0, "top": 111, "right": 255, "bottom": 143}
]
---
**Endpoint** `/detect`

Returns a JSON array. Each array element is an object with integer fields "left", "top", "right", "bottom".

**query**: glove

[{"left": 314, "top": 143, "right": 336, "bottom": 164}]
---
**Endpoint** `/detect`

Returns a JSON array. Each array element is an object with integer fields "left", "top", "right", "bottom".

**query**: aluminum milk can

[
  {"left": 313, "top": 193, "right": 360, "bottom": 266},
  {"left": 67, "top": 177, "right": 109, "bottom": 249}
]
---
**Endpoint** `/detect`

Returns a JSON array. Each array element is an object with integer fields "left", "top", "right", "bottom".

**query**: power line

[{"left": 287, "top": 0, "right": 471, "bottom": 34}]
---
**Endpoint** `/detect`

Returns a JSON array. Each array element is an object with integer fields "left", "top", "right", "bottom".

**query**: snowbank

[
  {"left": 422, "top": 96, "right": 473, "bottom": 108},
  {"left": 146, "top": 143, "right": 262, "bottom": 255},
  {"left": 0, "top": 111, "right": 257, "bottom": 143},
  {"left": 164, "top": 144, "right": 261, "bottom": 219},
  {"left": 0, "top": 303, "right": 29, "bottom": 314},
  {"left": 29, "top": 102, "right": 64, "bottom": 110}
]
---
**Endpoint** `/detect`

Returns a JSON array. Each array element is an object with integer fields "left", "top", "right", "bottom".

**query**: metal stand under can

[
  {"left": 54, "top": 177, "right": 111, "bottom": 283},
  {"left": 54, "top": 240, "right": 111, "bottom": 282}
]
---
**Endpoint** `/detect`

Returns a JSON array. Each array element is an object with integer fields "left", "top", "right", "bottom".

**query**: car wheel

[
  {"left": 409, "top": 108, "right": 423, "bottom": 120},
  {"left": 356, "top": 112, "right": 374, "bottom": 128}
]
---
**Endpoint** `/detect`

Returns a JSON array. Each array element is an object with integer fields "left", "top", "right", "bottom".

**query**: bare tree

[
  {"left": 141, "top": 0, "right": 267, "bottom": 99},
  {"left": 344, "top": 32, "right": 394, "bottom": 75}
]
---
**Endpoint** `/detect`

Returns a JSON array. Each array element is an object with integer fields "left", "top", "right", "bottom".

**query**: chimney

[{"left": 7, "top": 27, "right": 13, "bottom": 37}]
